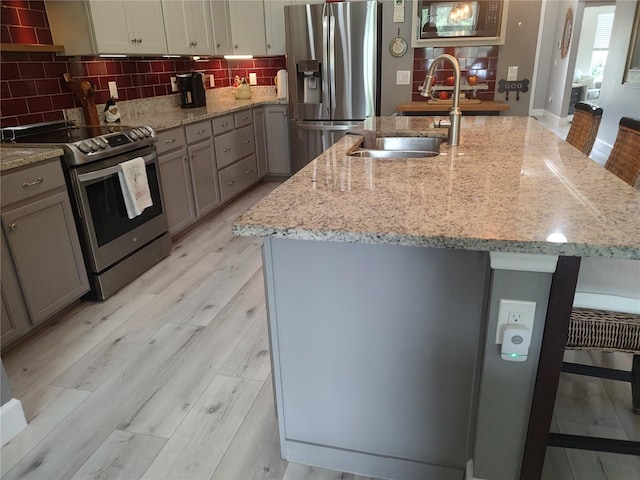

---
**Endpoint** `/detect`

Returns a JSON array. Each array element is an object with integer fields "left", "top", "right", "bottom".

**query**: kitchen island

[{"left": 233, "top": 116, "right": 640, "bottom": 480}]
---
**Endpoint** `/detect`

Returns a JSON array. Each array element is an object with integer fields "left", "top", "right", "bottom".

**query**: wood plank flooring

[{"left": 2, "top": 180, "right": 639, "bottom": 480}]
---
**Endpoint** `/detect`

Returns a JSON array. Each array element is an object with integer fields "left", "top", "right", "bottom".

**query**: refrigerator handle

[
  {"left": 329, "top": 7, "right": 336, "bottom": 119},
  {"left": 322, "top": 4, "right": 330, "bottom": 119}
]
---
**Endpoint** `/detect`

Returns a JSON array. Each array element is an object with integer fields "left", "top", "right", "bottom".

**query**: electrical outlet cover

[{"left": 496, "top": 299, "right": 536, "bottom": 343}]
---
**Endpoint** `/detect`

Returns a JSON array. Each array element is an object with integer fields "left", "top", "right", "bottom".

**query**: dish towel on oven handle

[{"left": 118, "top": 157, "right": 153, "bottom": 219}]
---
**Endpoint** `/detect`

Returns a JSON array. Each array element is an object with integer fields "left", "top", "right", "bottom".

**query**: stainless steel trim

[
  {"left": 76, "top": 152, "right": 156, "bottom": 183},
  {"left": 329, "top": 5, "right": 336, "bottom": 119},
  {"left": 293, "top": 122, "right": 357, "bottom": 131},
  {"left": 322, "top": 3, "right": 330, "bottom": 119}
]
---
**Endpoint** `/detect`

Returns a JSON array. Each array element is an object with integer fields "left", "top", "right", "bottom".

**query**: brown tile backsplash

[{"left": 411, "top": 45, "right": 499, "bottom": 102}]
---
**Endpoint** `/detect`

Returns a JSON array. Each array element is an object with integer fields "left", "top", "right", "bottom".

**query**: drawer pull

[
  {"left": 245, "top": 169, "right": 254, "bottom": 174},
  {"left": 22, "top": 177, "right": 43, "bottom": 188},
  {"left": 222, "top": 122, "right": 229, "bottom": 127},
  {"left": 196, "top": 129, "right": 205, "bottom": 134},
  {"left": 165, "top": 138, "right": 176, "bottom": 144},
  {"left": 191, "top": 153, "right": 196, "bottom": 159},
  {"left": 242, "top": 140, "right": 250, "bottom": 144},
  {"left": 242, "top": 116, "right": 249, "bottom": 120},
  {"left": 9, "top": 222, "right": 18, "bottom": 231},
  {"left": 227, "top": 179, "right": 235, "bottom": 185},
  {"left": 224, "top": 147, "right": 231, "bottom": 153}
]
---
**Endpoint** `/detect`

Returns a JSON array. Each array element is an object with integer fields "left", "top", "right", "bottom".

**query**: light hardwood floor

[{"left": 1, "top": 180, "right": 639, "bottom": 480}]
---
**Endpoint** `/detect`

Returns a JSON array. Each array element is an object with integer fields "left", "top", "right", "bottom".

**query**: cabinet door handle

[
  {"left": 22, "top": 177, "right": 43, "bottom": 188},
  {"left": 234, "top": 44, "right": 239, "bottom": 49},
  {"left": 267, "top": 43, "right": 272, "bottom": 49},
  {"left": 8, "top": 222, "right": 18, "bottom": 231},
  {"left": 242, "top": 140, "right": 250, "bottom": 145},
  {"left": 191, "top": 153, "right": 196, "bottom": 159},
  {"left": 216, "top": 43, "right": 221, "bottom": 48},
  {"left": 283, "top": 111, "right": 287, "bottom": 116},
  {"left": 227, "top": 179, "right": 235, "bottom": 185}
]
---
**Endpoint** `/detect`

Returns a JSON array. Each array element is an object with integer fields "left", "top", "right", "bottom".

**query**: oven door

[{"left": 69, "top": 145, "right": 168, "bottom": 274}]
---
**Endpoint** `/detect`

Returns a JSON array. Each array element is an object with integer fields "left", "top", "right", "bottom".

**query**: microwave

[{"left": 414, "top": 0, "right": 508, "bottom": 44}]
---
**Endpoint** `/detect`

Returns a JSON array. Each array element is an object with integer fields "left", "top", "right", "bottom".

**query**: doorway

[{"left": 568, "top": 2, "right": 616, "bottom": 116}]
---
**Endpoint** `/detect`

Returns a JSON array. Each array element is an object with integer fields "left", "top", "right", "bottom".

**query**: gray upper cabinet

[
  {"left": 264, "top": 0, "right": 290, "bottom": 55},
  {"left": 210, "top": 0, "right": 233, "bottom": 55},
  {"left": 1, "top": 159, "right": 90, "bottom": 334},
  {"left": 45, "top": 0, "right": 168, "bottom": 55},
  {"left": 228, "top": 0, "right": 267, "bottom": 55},
  {"left": 163, "top": 0, "right": 215, "bottom": 56}
]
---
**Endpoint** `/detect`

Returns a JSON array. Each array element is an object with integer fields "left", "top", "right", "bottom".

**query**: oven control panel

[{"left": 69, "top": 126, "right": 156, "bottom": 165}]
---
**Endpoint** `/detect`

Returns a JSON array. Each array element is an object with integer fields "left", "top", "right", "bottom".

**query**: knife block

[{"left": 82, "top": 105, "right": 100, "bottom": 126}]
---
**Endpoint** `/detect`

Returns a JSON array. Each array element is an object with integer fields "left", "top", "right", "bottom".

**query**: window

[{"left": 590, "top": 12, "right": 614, "bottom": 82}]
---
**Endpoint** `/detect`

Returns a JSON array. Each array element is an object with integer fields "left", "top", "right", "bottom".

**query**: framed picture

[
  {"left": 561, "top": 7, "right": 573, "bottom": 59},
  {"left": 624, "top": 1, "right": 640, "bottom": 85}
]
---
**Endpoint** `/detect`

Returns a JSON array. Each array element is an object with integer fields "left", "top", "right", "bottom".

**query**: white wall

[
  {"left": 574, "top": 6, "right": 599, "bottom": 77},
  {"left": 594, "top": 0, "right": 640, "bottom": 153}
]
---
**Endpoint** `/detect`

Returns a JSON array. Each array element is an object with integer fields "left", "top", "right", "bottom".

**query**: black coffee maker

[{"left": 177, "top": 72, "right": 206, "bottom": 108}]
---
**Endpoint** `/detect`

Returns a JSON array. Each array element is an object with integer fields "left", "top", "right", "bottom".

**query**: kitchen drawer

[
  {"left": 1, "top": 159, "right": 65, "bottom": 206},
  {"left": 185, "top": 120, "right": 213, "bottom": 144},
  {"left": 214, "top": 126, "right": 255, "bottom": 169},
  {"left": 234, "top": 110, "right": 253, "bottom": 129},
  {"left": 218, "top": 154, "right": 258, "bottom": 202},
  {"left": 156, "top": 127, "right": 187, "bottom": 155},
  {"left": 212, "top": 114, "right": 234, "bottom": 136}
]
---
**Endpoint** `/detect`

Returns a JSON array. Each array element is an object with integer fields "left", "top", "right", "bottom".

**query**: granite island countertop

[{"left": 233, "top": 116, "right": 640, "bottom": 259}]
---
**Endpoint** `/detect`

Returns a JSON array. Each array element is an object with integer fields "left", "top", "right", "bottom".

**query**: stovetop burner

[{"left": 1, "top": 120, "right": 156, "bottom": 166}]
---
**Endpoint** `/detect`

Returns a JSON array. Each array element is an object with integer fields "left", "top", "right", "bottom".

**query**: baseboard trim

[
  {"left": 0, "top": 398, "right": 27, "bottom": 447},
  {"left": 593, "top": 138, "right": 613, "bottom": 159}
]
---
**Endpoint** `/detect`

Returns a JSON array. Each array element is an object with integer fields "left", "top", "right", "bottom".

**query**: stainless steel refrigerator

[{"left": 285, "top": 1, "right": 382, "bottom": 173}]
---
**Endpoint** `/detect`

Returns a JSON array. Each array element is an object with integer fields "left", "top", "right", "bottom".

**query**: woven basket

[
  {"left": 567, "top": 308, "right": 640, "bottom": 354},
  {"left": 566, "top": 104, "right": 602, "bottom": 155},
  {"left": 605, "top": 117, "right": 640, "bottom": 186}
]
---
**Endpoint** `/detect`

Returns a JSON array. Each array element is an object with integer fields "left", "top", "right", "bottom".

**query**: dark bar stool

[
  {"left": 565, "top": 101, "right": 603, "bottom": 155},
  {"left": 604, "top": 116, "right": 640, "bottom": 187}
]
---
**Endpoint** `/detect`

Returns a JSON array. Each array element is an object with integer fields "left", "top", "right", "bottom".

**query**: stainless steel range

[{"left": 1, "top": 120, "right": 171, "bottom": 300}]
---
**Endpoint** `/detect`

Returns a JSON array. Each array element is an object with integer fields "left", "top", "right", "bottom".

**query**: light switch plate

[
  {"left": 108, "top": 81, "right": 118, "bottom": 99},
  {"left": 507, "top": 66, "right": 518, "bottom": 81},
  {"left": 396, "top": 70, "right": 410, "bottom": 85}
]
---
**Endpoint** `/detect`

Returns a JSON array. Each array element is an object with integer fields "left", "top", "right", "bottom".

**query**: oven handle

[{"left": 76, "top": 152, "right": 156, "bottom": 183}]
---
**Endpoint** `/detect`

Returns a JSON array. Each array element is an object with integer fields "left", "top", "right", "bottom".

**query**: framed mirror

[{"left": 624, "top": 1, "right": 640, "bottom": 85}]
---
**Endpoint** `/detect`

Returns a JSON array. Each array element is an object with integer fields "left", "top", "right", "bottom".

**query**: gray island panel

[{"left": 264, "top": 237, "right": 491, "bottom": 479}]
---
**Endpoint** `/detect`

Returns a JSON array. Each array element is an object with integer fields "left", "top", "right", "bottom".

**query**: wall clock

[
  {"left": 561, "top": 7, "right": 573, "bottom": 59},
  {"left": 389, "top": 36, "right": 408, "bottom": 57}
]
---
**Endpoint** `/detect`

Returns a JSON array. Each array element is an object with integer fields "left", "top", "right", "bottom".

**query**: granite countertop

[
  {"left": 0, "top": 93, "right": 286, "bottom": 172},
  {"left": 0, "top": 146, "right": 64, "bottom": 172},
  {"left": 233, "top": 116, "right": 640, "bottom": 259},
  {"left": 116, "top": 96, "right": 287, "bottom": 131}
]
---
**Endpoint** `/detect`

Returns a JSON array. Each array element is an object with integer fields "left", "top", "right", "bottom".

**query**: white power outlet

[
  {"left": 170, "top": 76, "right": 178, "bottom": 92},
  {"left": 496, "top": 299, "right": 536, "bottom": 344}
]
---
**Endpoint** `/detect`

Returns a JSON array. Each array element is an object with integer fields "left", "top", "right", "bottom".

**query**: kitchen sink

[
  {"left": 375, "top": 137, "right": 442, "bottom": 151},
  {"left": 349, "top": 149, "right": 439, "bottom": 159},
  {"left": 348, "top": 136, "right": 442, "bottom": 159}
]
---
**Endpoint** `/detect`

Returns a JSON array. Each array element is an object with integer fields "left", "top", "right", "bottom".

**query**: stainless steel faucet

[{"left": 419, "top": 54, "right": 462, "bottom": 146}]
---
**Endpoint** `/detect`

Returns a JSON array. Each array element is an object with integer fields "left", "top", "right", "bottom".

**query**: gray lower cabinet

[
  {"left": 157, "top": 127, "right": 196, "bottom": 235},
  {"left": 157, "top": 121, "right": 221, "bottom": 236},
  {"left": 265, "top": 105, "right": 291, "bottom": 175},
  {"left": 1, "top": 230, "right": 30, "bottom": 347},
  {"left": 214, "top": 111, "right": 259, "bottom": 202},
  {"left": 252, "top": 108, "right": 268, "bottom": 178},
  {"left": 0, "top": 159, "right": 90, "bottom": 347},
  {"left": 186, "top": 121, "right": 221, "bottom": 216}
]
